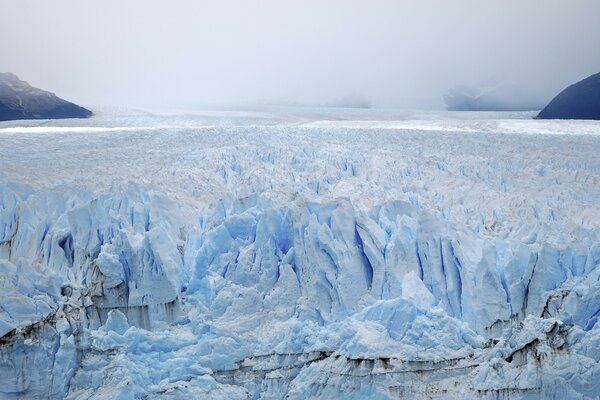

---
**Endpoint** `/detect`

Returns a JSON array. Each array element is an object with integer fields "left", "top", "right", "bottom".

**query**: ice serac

[
  {"left": 1, "top": 180, "right": 600, "bottom": 399},
  {"left": 0, "top": 183, "right": 190, "bottom": 399},
  {"left": 1, "top": 115, "right": 600, "bottom": 399}
]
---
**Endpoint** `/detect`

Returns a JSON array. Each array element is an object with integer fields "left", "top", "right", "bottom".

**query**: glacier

[{"left": 1, "top": 109, "right": 600, "bottom": 399}]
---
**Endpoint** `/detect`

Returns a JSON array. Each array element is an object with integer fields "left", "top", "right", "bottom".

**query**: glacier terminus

[{"left": 1, "top": 109, "right": 600, "bottom": 399}]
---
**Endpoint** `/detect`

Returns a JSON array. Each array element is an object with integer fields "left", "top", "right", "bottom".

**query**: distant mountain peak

[
  {"left": 443, "top": 82, "right": 545, "bottom": 112},
  {"left": 0, "top": 72, "right": 92, "bottom": 121}
]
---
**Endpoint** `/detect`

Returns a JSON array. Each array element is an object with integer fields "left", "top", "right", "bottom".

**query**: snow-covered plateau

[{"left": 1, "top": 109, "right": 600, "bottom": 399}]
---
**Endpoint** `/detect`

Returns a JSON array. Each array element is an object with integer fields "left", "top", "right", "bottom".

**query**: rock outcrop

[
  {"left": 538, "top": 72, "right": 600, "bottom": 120},
  {"left": 0, "top": 72, "right": 92, "bottom": 121}
]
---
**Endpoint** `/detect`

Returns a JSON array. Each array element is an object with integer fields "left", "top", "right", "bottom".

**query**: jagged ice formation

[{"left": 1, "top": 111, "right": 600, "bottom": 399}]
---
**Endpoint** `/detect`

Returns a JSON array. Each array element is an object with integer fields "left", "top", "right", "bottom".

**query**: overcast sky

[{"left": 2, "top": 0, "right": 600, "bottom": 110}]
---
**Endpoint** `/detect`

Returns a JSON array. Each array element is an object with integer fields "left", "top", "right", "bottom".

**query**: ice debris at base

[{"left": 1, "top": 111, "right": 600, "bottom": 399}]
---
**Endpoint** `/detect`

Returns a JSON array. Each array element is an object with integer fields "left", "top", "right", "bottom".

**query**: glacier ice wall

[{"left": 1, "top": 114, "right": 600, "bottom": 399}]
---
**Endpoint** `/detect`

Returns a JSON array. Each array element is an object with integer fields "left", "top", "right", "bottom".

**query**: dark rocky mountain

[
  {"left": 537, "top": 72, "right": 600, "bottom": 120},
  {"left": 0, "top": 72, "right": 92, "bottom": 121}
]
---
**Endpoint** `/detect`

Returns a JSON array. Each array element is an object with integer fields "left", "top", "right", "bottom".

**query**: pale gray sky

[{"left": 2, "top": 0, "right": 600, "bottom": 109}]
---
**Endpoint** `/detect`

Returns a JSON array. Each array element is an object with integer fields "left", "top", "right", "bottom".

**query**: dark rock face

[
  {"left": 538, "top": 72, "right": 600, "bottom": 120},
  {"left": 0, "top": 72, "right": 92, "bottom": 121},
  {"left": 444, "top": 84, "right": 545, "bottom": 112}
]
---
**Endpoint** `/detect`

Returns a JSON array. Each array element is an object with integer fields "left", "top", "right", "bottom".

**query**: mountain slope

[
  {"left": 538, "top": 72, "right": 600, "bottom": 120},
  {"left": 0, "top": 72, "right": 92, "bottom": 121}
]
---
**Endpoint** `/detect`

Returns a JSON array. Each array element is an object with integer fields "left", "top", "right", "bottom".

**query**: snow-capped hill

[{"left": 444, "top": 83, "right": 545, "bottom": 112}]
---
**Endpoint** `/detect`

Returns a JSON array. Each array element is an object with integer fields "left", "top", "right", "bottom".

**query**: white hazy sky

[{"left": 1, "top": 0, "right": 600, "bottom": 110}]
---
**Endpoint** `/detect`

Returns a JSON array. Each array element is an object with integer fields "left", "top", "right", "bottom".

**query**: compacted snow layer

[{"left": 1, "top": 110, "right": 600, "bottom": 399}]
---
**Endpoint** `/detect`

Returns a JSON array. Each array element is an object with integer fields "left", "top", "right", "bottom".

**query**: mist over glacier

[
  {"left": 3, "top": 1, "right": 600, "bottom": 109},
  {"left": 1, "top": 109, "right": 600, "bottom": 399}
]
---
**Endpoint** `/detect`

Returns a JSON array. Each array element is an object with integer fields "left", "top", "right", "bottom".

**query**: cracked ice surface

[{"left": 1, "top": 109, "right": 600, "bottom": 399}]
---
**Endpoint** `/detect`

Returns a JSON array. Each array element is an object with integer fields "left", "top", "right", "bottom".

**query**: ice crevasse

[
  {"left": 1, "top": 119, "right": 600, "bottom": 399},
  {"left": 1, "top": 179, "right": 600, "bottom": 399}
]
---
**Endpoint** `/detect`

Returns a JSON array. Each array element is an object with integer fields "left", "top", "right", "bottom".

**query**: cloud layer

[{"left": 2, "top": 0, "right": 600, "bottom": 109}]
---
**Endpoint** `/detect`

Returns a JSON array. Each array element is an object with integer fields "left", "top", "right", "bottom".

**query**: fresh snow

[{"left": 1, "top": 109, "right": 600, "bottom": 399}]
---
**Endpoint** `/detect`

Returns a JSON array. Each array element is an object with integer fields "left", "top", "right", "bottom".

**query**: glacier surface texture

[{"left": 1, "top": 110, "right": 600, "bottom": 399}]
